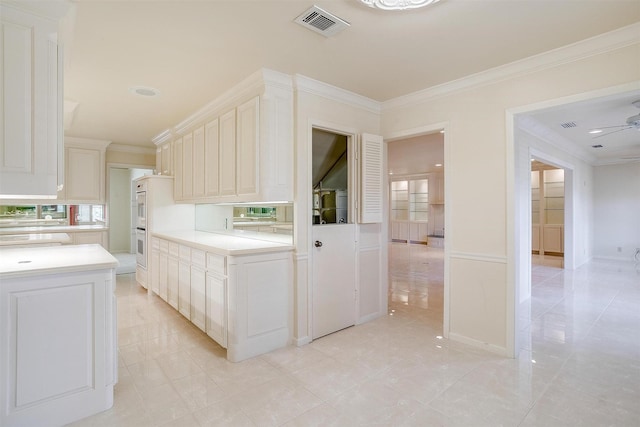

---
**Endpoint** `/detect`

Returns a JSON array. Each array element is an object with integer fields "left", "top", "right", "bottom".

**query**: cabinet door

[
  {"left": 150, "top": 239, "right": 160, "bottom": 295},
  {"left": 193, "top": 126, "right": 205, "bottom": 198},
  {"left": 159, "top": 243, "right": 168, "bottom": 301},
  {"left": 173, "top": 138, "right": 184, "bottom": 201},
  {"left": 236, "top": 97, "right": 259, "bottom": 196},
  {"left": 219, "top": 109, "right": 236, "bottom": 196},
  {"left": 72, "top": 231, "right": 104, "bottom": 247},
  {"left": 191, "top": 266, "right": 206, "bottom": 332},
  {"left": 167, "top": 256, "right": 179, "bottom": 310},
  {"left": 66, "top": 147, "right": 103, "bottom": 202},
  {"left": 178, "top": 260, "right": 191, "bottom": 319},
  {"left": 206, "top": 273, "right": 227, "bottom": 347},
  {"left": 204, "top": 119, "right": 220, "bottom": 197},
  {"left": 182, "top": 133, "right": 194, "bottom": 200},
  {"left": 156, "top": 147, "right": 162, "bottom": 175},
  {"left": 162, "top": 143, "right": 172, "bottom": 175},
  {"left": 0, "top": 6, "right": 61, "bottom": 198}
]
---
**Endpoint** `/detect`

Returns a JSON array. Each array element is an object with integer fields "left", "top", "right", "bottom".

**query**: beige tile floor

[{"left": 70, "top": 243, "right": 640, "bottom": 426}]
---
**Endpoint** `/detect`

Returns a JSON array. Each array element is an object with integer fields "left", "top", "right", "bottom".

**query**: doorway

[{"left": 311, "top": 128, "right": 356, "bottom": 339}]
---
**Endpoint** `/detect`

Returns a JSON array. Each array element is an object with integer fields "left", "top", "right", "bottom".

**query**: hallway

[{"left": 71, "top": 244, "right": 639, "bottom": 426}]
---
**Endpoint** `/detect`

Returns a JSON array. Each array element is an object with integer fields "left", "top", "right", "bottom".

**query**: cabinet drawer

[
  {"left": 179, "top": 245, "right": 191, "bottom": 261},
  {"left": 169, "top": 242, "right": 180, "bottom": 257},
  {"left": 191, "top": 249, "right": 206, "bottom": 268},
  {"left": 206, "top": 253, "right": 226, "bottom": 275}
]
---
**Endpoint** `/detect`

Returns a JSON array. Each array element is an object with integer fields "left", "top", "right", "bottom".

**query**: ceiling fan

[{"left": 590, "top": 100, "right": 640, "bottom": 138}]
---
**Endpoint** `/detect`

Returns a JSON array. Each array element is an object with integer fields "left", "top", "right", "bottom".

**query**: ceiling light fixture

[
  {"left": 361, "top": 0, "right": 441, "bottom": 11},
  {"left": 589, "top": 129, "right": 603, "bottom": 134},
  {"left": 435, "top": 163, "right": 442, "bottom": 167},
  {"left": 129, "top": 86, "right": 160, "bottom": 97}
]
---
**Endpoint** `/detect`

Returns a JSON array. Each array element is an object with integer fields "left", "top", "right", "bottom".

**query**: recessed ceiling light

[
  {"left": 589, "top": 129, "right": 603, "bottom": 134},
  {"left": 389, "top": 172, "right": 393, "bottom": 175},
  {"left": 129, "top": 86, "right": 160, "bottom": 97},
  {"left": 435, "top": 163, "right": 442, "bottom": 167},
  {"left": 439, "top": 130, "right": 444, "bottom": 134}
]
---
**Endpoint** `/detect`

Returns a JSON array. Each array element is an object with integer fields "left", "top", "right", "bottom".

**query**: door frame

[{"left": 384, "top": 121, "right": 451, "bottom": 338}]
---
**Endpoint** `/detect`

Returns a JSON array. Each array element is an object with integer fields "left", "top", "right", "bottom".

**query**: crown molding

[
  {"left": 169, "top": 68, "right": 293, "bottom": 137},
  {"left": 107, "top": 143, "right": 156, "bottom": 155},
  {"left": 294, "top": 74, "right": 381, "bottom": 115},
  {"left": 152, "top": 128, "right": 173, "bottom": 146},
  {"left": 64, "top": 136, "right": 111, "bottom": 151},
  {"left": 383, "top": 22, "right": 640, "bottom": 111}
]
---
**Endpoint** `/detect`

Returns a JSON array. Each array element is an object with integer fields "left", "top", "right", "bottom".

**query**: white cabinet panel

[
  {"left": 360, "top": 133, "right": 383, "bottom": 223},
  {"left": 205, "top": 119, "right": 220, "bottom": 197},
  {"left": 167, "top": 245, "right": 179, "bottom": 310},
  {"left": 219, "top": 109, "right": 236, "bottom": 196},
  {"left": 182, "top": 133, "right": 193, "bottom": 200},
  {"left": 151, "top": 238, "right": 160, "bottom": 295},
  {"left": 159, "top": 239, "right": 168, "bottom": 301},
  {"left": 543, "top": 225, "right": 563, "bottom": 253},
  {"left": 193, "top": 126, "right": 205, "bottom": 198},
  {"left": 161, "top": 142, "right": 172, "bottom": 176},
  {"left": 206, "top": 272, "right": 227, "bottom": 345},
  {"left": 237, "top": 97, "right": 259, "bottom": 196},
  {"left": 173, "top": 138, "right": 184, "bottom": 201},
  {"left": 0, "top": 5, "right": 64, "bottom": 198}
]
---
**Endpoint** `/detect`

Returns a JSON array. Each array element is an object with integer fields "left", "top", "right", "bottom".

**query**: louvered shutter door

[{"left": 360, "top": 133, "right": 383, "bottom": 223}]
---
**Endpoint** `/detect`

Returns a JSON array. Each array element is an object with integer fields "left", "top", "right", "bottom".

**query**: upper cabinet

[
  {"left": 61, "top": 137, "right": 110, "bottom": 203},
  {"left": 156, "top": 69, "right": 294, "bottom": 204},
  {"left": 0, "top": 1, "right": 72, "bottom": 198}
]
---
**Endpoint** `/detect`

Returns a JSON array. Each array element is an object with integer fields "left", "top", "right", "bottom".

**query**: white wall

[
  {"left": 594, "top": 162, "right": 640, "bottom": 260},
  {"left": 381, "top": 39, "right": 640, "bottom": 356}
]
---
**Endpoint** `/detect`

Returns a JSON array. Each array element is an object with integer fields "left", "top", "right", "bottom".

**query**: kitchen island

[
  {"left": 149, "top": 230, "right": 293, "bottom": 362},
  {"left": 0, "top": 244, "right": 118, "bottom": 427}
]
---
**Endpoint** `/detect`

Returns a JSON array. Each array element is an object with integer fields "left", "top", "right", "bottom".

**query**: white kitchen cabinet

[
  {"left": 69, "top": 230, "right": 107, "bottom": 248},
  {"left": 193, "top": 126, "right": 205, "bottom": 198},
  {"left": 0, "top": 245, "right": 117, "bottom": 427},
  {"left": 236, "top": 97, "right": 259, "bottom": 196},
  {"left": 63, "top": 137, "right": 110, "bottom": 203},
  {"left": 191, "top": 248, "right": 207, "bottom": 332},
  {"left": 154, "top": 69, "right": 294, "bottom": 204},
  {"left": 150, "top": 237, "right": 160, "bottom": 295},
  {"left": 178, "top": 245, "right": 191, "bottom": 319},
  {"left": 173, "top": 137, "right": 184, "bottom": 201},
  {"left": 429, "top": 172, "right": 444, "bottom": 204},
  {"left": 159, "top": 239, "right": 169, "bottom": 301},
  {"left": 409, "top": 222, "right": 429, "bottom": 243},
  {"left": 182, "top": 133, "right": 194, "bottom": 200},
  {"left": 167, "top": 243, "right": 179, "bottom": 310},
  {"left": 155, "top": 147, "right": 162, "bottom": 175},
  {"left": 205, "top": 119, "right": 220, "bottom": 197},
  {"left": 219, "top": 109, "right": 237, "bottom": 196},
  {"left": 161, "top": 142, "right": 172, "bottom": 176},
  {"left": 391, "top": 220, "right": 409, "bottom": 242},
  {"left": 0, "top": 3, "right": 69, "bottom": 198},
  {"left": 206, "top": 252, "right": 227, "bottom": 346}
]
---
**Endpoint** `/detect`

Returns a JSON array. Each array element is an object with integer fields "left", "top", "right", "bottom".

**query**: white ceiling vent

[{"left": 294, "top": 5, "right": 350, "bottom": 37}]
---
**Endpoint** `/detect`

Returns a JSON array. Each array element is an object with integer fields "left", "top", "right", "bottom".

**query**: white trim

[
  {"left": 151, "top": 129, "right": 173, "bottom": 146},
  {"left": 449, "top": 251, "right": 508, "bottom": 264},
  {"left": 384, "top": 122, "right": 448, "bottom": 142},
  {"left": 65, "top": 136, "right": 111, "bottom": 150},
  {"left": 448, "top": 332, "right": 508, "bottom": 357},
  {"left": 383, "top": 22, "right": 640, "bottom": 111},
  {"left": 294, "top": 336, "right": 312, "bottom": 346},
  {"left": 357, "top": 311, "right": 381, "bottom": 325},
  {"left": 107, "top": 143, "right": 156, "bottom": 155},
  {"left": 294, "top": 74, "right": 381, "bottom": 115}
]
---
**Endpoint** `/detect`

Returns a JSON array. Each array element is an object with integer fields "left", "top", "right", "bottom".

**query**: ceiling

[{"left": 61, "top": 0, "right": 640, "bottom": 163}]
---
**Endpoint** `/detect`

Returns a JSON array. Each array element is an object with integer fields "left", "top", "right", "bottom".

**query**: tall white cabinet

[
  {"left": 0, "top": 1, "right": 71, "bottom": 198},
  {"left": 153, "top": 69, "right": 294, "bottom": 204}
]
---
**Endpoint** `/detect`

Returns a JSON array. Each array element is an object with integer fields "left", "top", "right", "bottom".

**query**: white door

[{"left": 312, "top": 223, "right": 356, "bottom": 339}]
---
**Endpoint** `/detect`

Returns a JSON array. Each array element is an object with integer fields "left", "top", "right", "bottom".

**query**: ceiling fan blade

[
  {"left": 591, "top": 126, "right": 632, "bottom": 138},
  {"left": 589, "top": 124, "right": 631, "bottom": 130}
]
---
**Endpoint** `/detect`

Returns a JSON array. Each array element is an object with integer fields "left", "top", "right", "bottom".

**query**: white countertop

[
  {"left": 152, "top": 230, "right": 294, "bottom": 256},
  {"left": 0, "top": 244, "right": 118, "bottom": 279},
  {"left": 0, "top": 233, "right": 71, "bottom": 246},
  {"left": 0, "top": 225, "right": 108, "bottom": 234}
]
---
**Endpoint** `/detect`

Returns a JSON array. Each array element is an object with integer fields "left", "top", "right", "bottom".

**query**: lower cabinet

[
  {"left": 150, "top": 238, "right": 160, "bottom": 295},
  {"left": 150, "top": 235, "right": 292, "bottom": 362},
  {"left": 68, "top": 230, "right": 107, "bottom": 248}
]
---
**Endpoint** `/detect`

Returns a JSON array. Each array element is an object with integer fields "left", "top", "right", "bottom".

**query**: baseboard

[
  {"left": 448, "top": 332, "right": 509, "bottom": 357},
  {"left": 294, "top": 336, "right": 311, "bottom": 347}
]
